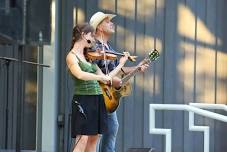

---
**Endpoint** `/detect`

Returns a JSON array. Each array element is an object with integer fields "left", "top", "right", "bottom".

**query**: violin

[{"left": 84, "top": 48, "right": 137, "bottom": 62}]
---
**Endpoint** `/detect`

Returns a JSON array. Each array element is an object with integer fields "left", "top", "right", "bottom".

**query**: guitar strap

[
  {"left": 121, "top": 68, "right": 127, "bottom": 75},
  {"left": 100, "top": 32, "right": 112, "bottom": 85}
]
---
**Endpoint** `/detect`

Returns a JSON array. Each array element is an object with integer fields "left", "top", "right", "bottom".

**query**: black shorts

[{"left": 71, "top": 94, "right": 107, "bottom": 138}]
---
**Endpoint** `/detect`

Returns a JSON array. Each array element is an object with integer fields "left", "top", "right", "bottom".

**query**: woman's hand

[
  {"left": 99, "top": 75, "right": 112, "bottom": 84},
  {"left": 119, "top": 52, "right": 129, "bottom": 65}
]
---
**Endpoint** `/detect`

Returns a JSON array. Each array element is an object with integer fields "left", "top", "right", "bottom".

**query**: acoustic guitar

[{"left": 100, "top": 49, "right": 160, "bottom": 113}]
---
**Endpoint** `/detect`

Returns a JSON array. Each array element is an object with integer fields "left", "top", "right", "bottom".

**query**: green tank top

[{"left": 72, "top": 56, "right": 102, "bottom": 95}]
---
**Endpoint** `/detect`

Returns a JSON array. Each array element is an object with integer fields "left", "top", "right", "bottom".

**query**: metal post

[
  {"left": 4, "top": 59, "right": 10, "bottom": 149},
  {"left": 16, "top": 45, "right": 24, "bottom": 152},
  {"left": 36, "top": 31, "right": 44, "bottom": 151}
]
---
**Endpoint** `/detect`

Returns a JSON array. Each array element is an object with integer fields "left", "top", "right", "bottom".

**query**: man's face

[{"left": 97, "top": 17, "right": 115, "bottom": 34}]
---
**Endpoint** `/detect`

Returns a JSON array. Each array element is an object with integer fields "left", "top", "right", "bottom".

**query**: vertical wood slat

[
  {"left": 114, "top": 0, "right": 124, "bottom": 151},
  {"left": 154, "top": 0, "right": 167, "bottom": 149},
  {"left": 133, "top": 0, "right": 139, "bottom": 146},
  {"left": 122, "top": 0, "right": 137, "bottom": 151},
  {"left": 61, "top": 0, "right": 74, "bottom": 151},
  {"left": 114, "top": 1, "right": 127, "bottom": 152},
  {"left": 132, "top": 0, "right": 145, "bottom": 148},
  {"left": 205, "top": 1, "right": 217, "bottom": 152},
  {"left": 182, "top": 0, "right": 197, "bottom": 151},
  {"left": 194, "top": 1, "right": 207, "bottom": 152},
  {"left": 0, "top": 45, "right": 19, "bottom": 149},
  {"left": 149, "top": 0, "right": 165, "bottom": 151},
  {"left": 214, "top": 1, "right": 227, "bottom": 152},
  {"left": 0, "top": 46, "right": 7, "bottom": 148},
  {"left": 143, "top": 0, "right": 157, "bottom": 149}
]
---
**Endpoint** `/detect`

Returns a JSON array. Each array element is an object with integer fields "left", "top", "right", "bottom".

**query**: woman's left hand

[{"left": 119, "top": 52, "right": 129, "bottom": 65}]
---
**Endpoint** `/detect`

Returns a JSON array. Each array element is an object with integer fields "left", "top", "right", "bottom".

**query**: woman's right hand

[
  {"left": 119, "top": 52, "right": 129, "bottom": 65},
  {"left": 99, "top": 75, "right": 112, "bottom": 84}
]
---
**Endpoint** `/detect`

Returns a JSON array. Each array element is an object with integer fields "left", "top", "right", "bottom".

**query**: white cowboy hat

[{"left": 89, "top": 11, "right": 116, "bottom": 31}]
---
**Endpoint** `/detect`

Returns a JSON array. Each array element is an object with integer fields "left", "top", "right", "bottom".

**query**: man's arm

[
  {"left": 121, "top": 66, "right": 136, "bottom": 74},
  {"left": 122, "top": 63, "right": 149, "bottom": 74}
]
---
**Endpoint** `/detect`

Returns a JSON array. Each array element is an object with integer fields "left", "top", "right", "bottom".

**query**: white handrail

[
  {"left": 188, "top": 103, "right": 227, "bottom": 152},
  {"left": 189, "top": 111, "right": 209, "bottom": 152},
  {"left": 190, "top": 103, "right": 227, "bottom": 111},
  {"left": 149, "top": 104, "right": 227, "bottom": 152}
]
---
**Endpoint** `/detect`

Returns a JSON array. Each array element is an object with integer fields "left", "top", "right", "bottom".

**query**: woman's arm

[
  {"left": 95, "top": 64, "right": 105, "bottom": 76},
  {"left": 108, "top": 62, "right": 125, "bottom": 78},
  {"left": 108, "top": 53, "right": 129, "bottom": 78},
  {"left": 95, "top": 53, "right": 128, "bottom": 78},
  {"left": 95, "top": 64, "right": 123, "bottom": 88},
  {"left": 66, "top": 53, "right": 109, "bottom": 81}
]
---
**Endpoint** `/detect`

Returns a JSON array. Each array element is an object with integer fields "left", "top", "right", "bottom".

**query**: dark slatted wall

[{"left": 61, "top": 0, "right": 227, "bottom": 151}]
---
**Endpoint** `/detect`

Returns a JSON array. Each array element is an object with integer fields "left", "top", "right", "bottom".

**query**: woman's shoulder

[{"left": 66, "top": 51, "right": 79, "bottom": 65}]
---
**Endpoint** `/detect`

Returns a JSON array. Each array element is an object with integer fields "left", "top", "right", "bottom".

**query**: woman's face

[{"left": 83, "top": 32, "right": 95, "bottom": 48}]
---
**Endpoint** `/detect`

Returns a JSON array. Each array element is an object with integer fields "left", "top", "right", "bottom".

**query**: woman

[{"left": 66, "top": 23, "right": 128, "bottom": 152}]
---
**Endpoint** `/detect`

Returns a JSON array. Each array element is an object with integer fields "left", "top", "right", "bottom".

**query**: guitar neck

[
  {"left": 120, "top": 49, "right": 159, "bottom": 86},
  {"left": 121, "top": 65, "right": 142, "bottom": 85}
]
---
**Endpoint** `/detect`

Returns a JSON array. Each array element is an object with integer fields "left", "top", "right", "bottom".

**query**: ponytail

[{"left": 70, "top": 23, "right": 94, "bottom": 50}]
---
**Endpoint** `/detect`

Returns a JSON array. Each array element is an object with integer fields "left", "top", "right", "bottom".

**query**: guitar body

[
  {"left": 100, "top": 49, "right": 159, "bottom": 113},
  {"left": 100, "top": 82, "right": 132, "bottom": 113}
]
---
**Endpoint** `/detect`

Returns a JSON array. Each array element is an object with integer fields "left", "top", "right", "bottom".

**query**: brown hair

[{"left": 70, "top": 23, "right": 94, "bottom": 49}]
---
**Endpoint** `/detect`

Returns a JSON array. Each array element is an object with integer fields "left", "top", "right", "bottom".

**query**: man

[{"left": 89, "top": 11, "right": 149, "bottom": 152}]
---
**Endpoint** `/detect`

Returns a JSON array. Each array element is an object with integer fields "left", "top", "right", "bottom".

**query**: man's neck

[{"left": 96, "top": 32, "right": 111, "bottom": 44}]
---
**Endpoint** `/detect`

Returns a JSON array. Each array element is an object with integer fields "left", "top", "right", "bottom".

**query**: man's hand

[{"left": 138, "top": 63, "right": 149, "bottom": 72}]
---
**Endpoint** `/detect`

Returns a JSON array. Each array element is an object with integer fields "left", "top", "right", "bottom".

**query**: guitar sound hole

[
  {"left": 115, "top": 86, "right": 121, "bottom": 90},
  {"left": 104, "top": 88, "right": 112, "bottom": 100}
]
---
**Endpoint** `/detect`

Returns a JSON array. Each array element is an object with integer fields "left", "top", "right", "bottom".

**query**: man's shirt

[{"left": 94, "top": 40, "right": 119, "bottom": 74}]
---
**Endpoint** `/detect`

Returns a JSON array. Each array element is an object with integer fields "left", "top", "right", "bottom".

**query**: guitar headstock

[
  {"left": 141, "top": 49, "right": 159, "bottom": 65},
  {"left": 148, "top": 49, "right": 159, "bottom": 61}
]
